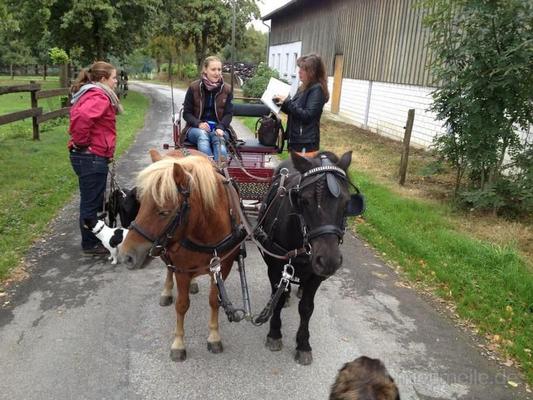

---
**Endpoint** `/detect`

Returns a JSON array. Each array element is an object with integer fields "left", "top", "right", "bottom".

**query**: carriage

[
  {"left": 163, "top": 100, "right": 283, "bottom": 205},
  {"left": 119, "top": 95, "right": 364, "bottom": 364}
]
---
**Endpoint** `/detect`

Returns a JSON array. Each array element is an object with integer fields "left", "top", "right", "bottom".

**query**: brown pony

[{"left": 118, "top": 149, "right": 240, "bottom": 361}]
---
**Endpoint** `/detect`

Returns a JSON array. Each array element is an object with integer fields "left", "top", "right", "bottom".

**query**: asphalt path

[{"left": 0, "top": 82, "right": 530, "bottom": 400}]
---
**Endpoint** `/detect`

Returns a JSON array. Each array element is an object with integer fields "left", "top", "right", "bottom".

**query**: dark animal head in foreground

[{"left": 330, "top": 356, "right": 400, "bottom": 400}]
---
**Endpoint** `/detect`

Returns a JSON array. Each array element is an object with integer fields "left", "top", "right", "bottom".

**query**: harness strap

[
  {"left": 222, "top": 167, "right": 309, "bottom": 261},
  {"left": 180, "top": 225, "right": 247, "bottom": 254}
]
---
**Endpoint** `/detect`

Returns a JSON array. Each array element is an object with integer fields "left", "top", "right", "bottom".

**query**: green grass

[
  {"left": 0, "top": 80, "right": 149, "bottom": 278},
  {"left": 350, "top": 169, "right": 533, "bottom": 384}
]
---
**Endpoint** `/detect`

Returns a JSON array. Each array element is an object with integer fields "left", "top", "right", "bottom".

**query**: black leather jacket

[{"left": 281, "top": 82, "right": 326, "bottom": 146}]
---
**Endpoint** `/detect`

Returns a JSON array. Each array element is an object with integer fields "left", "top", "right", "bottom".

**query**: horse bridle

[
  {"left": 129, "top": 184, "right": 191, "bottom": 257},
  {"left": 287, "top": 161, "right": 352, "bottom": 248}
]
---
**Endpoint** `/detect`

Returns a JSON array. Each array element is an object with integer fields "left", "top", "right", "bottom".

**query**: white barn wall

[
  {"left": 325, "top": 78, "right": 446, "bottom": 148},
  {"left": 269, "top": 43, "right": 446, "bottom": 148}
]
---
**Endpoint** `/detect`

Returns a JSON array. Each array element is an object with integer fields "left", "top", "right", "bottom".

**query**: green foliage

[
  {"left": 48, "top": 47, "right": 69, "bottom": 65},
  {"left": 182, "top": 63, "right": 197, "bottom": 80},
  {"left": 459, "top": 143, "right": 533, "bottom": 216},
  {"left": 222, "top": 26, "right": 267, "bottom": 64},
  {"left": 242, "top": 63, "right": 279, "bottom": 98},
  {"left": 173, "top": 0, "right": 260, "bottom": 68},
  {"left": 421, "top": 0, "right": 533, "bottom": 209}
]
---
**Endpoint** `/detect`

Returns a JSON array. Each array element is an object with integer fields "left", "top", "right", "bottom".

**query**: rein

[{"left": 254, "top": 161, "right": 351, "bottom": 259}]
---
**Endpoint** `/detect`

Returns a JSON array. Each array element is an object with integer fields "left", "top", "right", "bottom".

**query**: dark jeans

[{"left": 70, "top": 152, "right": 109, "bottom": 249}]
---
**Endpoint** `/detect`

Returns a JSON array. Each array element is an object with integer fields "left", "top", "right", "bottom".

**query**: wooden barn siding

[{"left": 269, "top": 0, "right": 435, "bottom": 87}]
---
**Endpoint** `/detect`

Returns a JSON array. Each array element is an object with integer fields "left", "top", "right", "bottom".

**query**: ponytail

[{"left": 70, "top": 61, "right": 116, "bottom": 93}]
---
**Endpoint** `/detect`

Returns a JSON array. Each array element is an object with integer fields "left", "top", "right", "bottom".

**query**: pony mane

[{"left": 136, "top": 155, "right": 218, "bottom": 210}]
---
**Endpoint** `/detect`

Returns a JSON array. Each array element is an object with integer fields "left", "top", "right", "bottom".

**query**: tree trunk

[
  {"left": 94, "top": 16, "right": 104, "bottom": 60},
  {"left": 59, "top": 64, "right": 68, "bottom": 88},
  {"left": 10, "top": 64, "right": 14, "bottom": 79},
  {"left": 43, "top": 64, "right": 47, "bottom": 81}
]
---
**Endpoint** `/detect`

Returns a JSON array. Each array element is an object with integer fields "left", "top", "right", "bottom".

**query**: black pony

[{"left": 256, "top": 151, "right": 363, "bottom": 365}]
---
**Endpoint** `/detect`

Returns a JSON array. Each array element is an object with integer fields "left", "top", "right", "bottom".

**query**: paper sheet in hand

[{"left": 261, "top": 77, "right": 291, "bottom": 114}]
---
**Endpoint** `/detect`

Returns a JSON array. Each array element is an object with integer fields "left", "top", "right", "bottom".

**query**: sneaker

[{"left": 82, "top": 244, "right": 109, "bottom": 256}]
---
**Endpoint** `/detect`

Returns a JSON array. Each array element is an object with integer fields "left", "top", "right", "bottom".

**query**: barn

[{"left": 262, "top": 0, "right": 445, "bottom": 148}]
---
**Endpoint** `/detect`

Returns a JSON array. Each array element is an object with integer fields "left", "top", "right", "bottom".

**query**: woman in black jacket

[{"left": 273, "top": 53, "right": 329, "bottom": 157}]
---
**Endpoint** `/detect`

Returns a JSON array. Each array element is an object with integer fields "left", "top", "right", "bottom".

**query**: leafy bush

[
  {"left": 182, "top": 63, "right": 198, "bottom": 80},
  {"left": 48, "top": 47, "right": 69, "bottom": 65},
  {"left": 458, "top": 144, "right": 533, "bottom": 217},
  {"left": 242, "top": 62, "right": 279, "bottom": 98}
]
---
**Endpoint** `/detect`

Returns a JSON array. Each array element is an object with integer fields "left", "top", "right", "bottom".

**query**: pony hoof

[
  {"left": 296, "top": 286, "right": 303, "bottom": 299},
  {"left": 189, "top": 282, "right": 199, "bottom": 294},
  {"left": 207, "top": 341, "right": 224, "bottom": 354},
  {"left": 170, "top": 349, "right": 187, "bottom": 362},
  {"left": 265, "top": 337, "right": 283, "bottom": 352},
  {"left": 295, "top": 350, "right": 313, "bottom": 365},
  {"left": 159, "top": 295, "right": 173, "bottom": 306}
]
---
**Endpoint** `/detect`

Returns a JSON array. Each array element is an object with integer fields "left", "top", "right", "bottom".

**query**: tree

[
  {"left": 222, "top": 26, "right": 267, "bottom": 64},
  {"left": 177, "top": 0, "right": 260, "bottom": 69},
  {"left": 421, "top": 0, "right": 533, "bottom": 199},
  {"left": 48, "top": 0, "right": 159, "bottom": 64}
]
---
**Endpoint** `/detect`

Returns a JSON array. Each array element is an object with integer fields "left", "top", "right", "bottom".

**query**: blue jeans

[
  {"left": 187, "top": 127, "right": 228, "bottom": 161},
  {"left": 70, "top": 152, "right": 109, "bottom": 249}
]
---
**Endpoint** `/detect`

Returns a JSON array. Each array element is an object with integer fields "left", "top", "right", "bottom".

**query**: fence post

[
  {"left": 398, "top": 109, "right": 415, "bottom": 185},
  {"left": 30, "top": 80, "right": 40, "bottom": 140}
]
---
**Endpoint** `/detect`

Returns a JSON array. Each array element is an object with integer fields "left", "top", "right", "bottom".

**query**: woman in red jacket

[{"left": 68, "top": 61, "right": 122, "bottom": 254}]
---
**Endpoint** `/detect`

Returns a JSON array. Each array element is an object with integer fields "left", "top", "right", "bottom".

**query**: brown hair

[
  {"left": 71, "top": 61, "right": 116, "bottom": 93},
  {"left": 203, "top": 56, "right": 222, "bottom": 70},
  {"left": 297, "top": 53, "right": 330, "bottom": 102},
  {"left": 329, "top": 356, "right": 400, "bottom": 400}
]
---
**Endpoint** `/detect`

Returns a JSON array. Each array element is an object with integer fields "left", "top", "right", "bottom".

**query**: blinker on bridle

[
  {"left": 288, "top": 156, "right": 348, "bottom": 244},
  {"left": 130, "top": 184, "right": 191, "bottom": 257}
]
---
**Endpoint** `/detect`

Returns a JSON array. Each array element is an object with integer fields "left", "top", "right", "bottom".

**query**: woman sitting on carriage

[{"left": 182, "top": 55, "right": 235, "bottom": 161}]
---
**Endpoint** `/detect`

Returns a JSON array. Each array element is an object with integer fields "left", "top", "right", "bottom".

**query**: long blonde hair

[{"left": 136, "top": 155, "right": 218, "bottom": 211}]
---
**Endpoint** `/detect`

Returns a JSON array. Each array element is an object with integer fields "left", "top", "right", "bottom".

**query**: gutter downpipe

[{"left": 262, "top": 19, "right": 271, "bottom": 66}]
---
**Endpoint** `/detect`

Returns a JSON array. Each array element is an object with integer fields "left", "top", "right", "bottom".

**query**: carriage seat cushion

[
  {"left": 232, "top": 103, "right": 271, "bottom": 117},
  {"left": 236, "top": 138, "right": 278, "bottom": 153}
]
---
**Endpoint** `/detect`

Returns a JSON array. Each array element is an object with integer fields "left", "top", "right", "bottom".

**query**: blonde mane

[{"left": 136, "top": 155, "right": 218, "bottom": 210}]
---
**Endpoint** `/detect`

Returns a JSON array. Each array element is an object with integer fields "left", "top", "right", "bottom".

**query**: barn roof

[{"left": 261, "top": 0, "right": 301, "bottom": 20}]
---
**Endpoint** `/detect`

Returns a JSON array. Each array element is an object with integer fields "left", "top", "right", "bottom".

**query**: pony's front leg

[
  {"left": 294, "top": 275, "right": 322, "bottom": 365},
  {"left": 206, "top": 258, "right": 232, "bottom": 354},
  {"left": 266, "top": 265, "right": 287, "bottom": 352},
  {"left": 159, "top": 268, "right": 174, "bottom": 306},
  {"left": 207, "top": 279, "right": 224, "bottom": 353},
  {"left": 170, "top": 273, "right": 191, "bottom": 362}
]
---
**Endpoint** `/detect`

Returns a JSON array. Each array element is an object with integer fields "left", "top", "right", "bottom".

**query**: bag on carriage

[{"left": 255, "top": 113, "right": 283, "bottom": 147}]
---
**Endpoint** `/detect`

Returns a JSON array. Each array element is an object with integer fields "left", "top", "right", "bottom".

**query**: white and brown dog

[{"left": 83, "top": 218, "right": 129, "bottom": 264}]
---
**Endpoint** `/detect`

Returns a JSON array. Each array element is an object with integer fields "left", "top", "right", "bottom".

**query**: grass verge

[{"left": 0, "top": 79, "right": 149, "bottom": 279}]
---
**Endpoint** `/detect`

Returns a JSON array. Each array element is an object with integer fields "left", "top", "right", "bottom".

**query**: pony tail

[{"left": 70, "top": 68, "right": 92, "bottom": 94}]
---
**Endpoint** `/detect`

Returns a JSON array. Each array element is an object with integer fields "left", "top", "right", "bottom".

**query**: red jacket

[{"left": 68, "top": 89, "right": 116, "bottom": 158}]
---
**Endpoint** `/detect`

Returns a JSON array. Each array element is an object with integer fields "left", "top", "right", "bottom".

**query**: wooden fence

[{"left": 0, "top": 81, "right": 70, "bottom": 140}]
